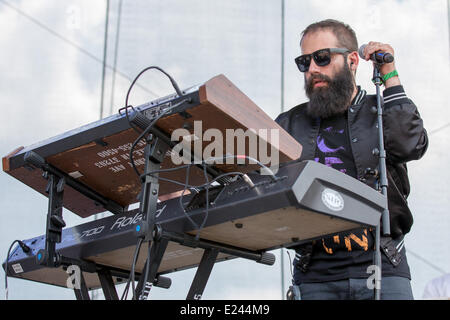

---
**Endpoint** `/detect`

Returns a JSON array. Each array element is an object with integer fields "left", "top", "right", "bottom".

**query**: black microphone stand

[{"left": 372, "top": 63, "right": 391, "bottom": 300}]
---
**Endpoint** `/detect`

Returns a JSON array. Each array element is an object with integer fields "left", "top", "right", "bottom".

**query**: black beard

[{"left": 304, "top": 63, "right": 354, "bottom": 119}]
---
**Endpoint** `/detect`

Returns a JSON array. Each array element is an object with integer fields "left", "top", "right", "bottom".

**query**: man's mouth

[{"left": 313, "top": 79, "right": 328, "bottom": 88}]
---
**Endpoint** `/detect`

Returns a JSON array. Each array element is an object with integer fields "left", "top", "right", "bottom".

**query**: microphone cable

[{"left": 4, "top": 240, "right": 30, "bottom": 300}]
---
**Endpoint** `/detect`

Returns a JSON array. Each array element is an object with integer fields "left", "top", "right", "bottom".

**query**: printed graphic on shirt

[
  {"left": 314, "top": 117, "right": 356, "bottom": 178},
  {"left": 321, "top": 229, "right": 371, "bottom": 254},
  {"left": 314, "top": 115, "right": 362, "bottom": 254}
]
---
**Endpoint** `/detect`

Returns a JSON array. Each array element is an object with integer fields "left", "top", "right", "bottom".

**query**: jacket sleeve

[
  {"left": 274, "top": 112, "right": 289, "bottom": 130},
  {"left": 382, "top": 85, "right": 428, "bottom": 163}
]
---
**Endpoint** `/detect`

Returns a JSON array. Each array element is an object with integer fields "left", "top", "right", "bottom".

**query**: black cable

[
  {"left": 179, "top": 164, "right": 199, "bottom": 231},
  {"left": 139, "top": 164, "right": 192, "bottom": 178},
  {"left": 4, "top": 240, "right": 19, "bottom": 300},
  {"left": 121, "top": 65, "right": 186, "bottom": 177},
  {"left": 148, "top": 155, "right": 277, "bottom": 184},
  {"left": 196, "top": 163, "right": 210, "bottom": 241},
  {"left": 4, "top": 240, "right": 30, "bottom": 300},
  {"left": 128, "top": 98, "right": 190, "bottom": 178},
  {"left": 130, "top": 238, "right": 143, "bottom": 300},
  {"left": 123, "top": 66, "right": 182, "bottom": 134},
  {"left": 138, "top": 241, "right": 152, "bottom": 300},
  {"left": 177, "top": 167, "right": 247, "bottom": 237},
  {"left": 121, "top": 237, "right": 143, "bottom": 300},
  {"left": 141, "top": 153, "right": 278, "bottom": 189},
  {"left": 286, "top": 250, "right": 294, "bottom": 278},
  {"left": 206, "top": 155, "right": 278, "bottom": 182},
  {"left": 145, "top": 170, "right": 246, "bottom": 190}
]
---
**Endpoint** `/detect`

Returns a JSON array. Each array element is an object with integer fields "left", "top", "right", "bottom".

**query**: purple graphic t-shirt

[{"left": 314, "top": 114, "right": 357, "bottom": 178}]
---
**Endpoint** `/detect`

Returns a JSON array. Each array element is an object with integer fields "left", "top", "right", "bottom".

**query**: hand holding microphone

[
  {"left": 358, "top": 42, "right": 394, "bottom": 64},
  {"left": 359, "top": 41, "right": 400, "bottom": 87}
]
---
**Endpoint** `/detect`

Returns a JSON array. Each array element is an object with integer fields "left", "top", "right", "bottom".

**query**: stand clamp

[{"left": 136, "top": 136, "right": 170, "bottom": 242}]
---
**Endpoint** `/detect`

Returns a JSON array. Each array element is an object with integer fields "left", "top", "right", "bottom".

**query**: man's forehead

[{"left": 301, "top": 29, "right": 339, "bottom": 54}]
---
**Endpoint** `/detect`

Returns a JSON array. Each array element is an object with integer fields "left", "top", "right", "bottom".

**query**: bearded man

[{"left": 276, "top": 19, "right": 428, "bottom": 300}]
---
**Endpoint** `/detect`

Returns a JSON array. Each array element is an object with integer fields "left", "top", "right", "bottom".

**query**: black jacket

[{"left": 275, "top": 85, "right": 428, "bottom": 239}]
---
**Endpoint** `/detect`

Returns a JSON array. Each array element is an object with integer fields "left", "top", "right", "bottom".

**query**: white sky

[{"left": 0, "top": 0, "right": 449, "bottom": 300}]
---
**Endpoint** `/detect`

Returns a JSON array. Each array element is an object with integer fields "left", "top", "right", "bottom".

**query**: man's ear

[
  {"left": 347, "top": 51, "right": 359, "bottom": 75},
  {"left": 348, "top": 51, "right": 359, "bottom": 73}
]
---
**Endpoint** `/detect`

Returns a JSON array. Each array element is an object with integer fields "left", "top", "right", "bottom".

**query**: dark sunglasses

[{"left": 295, "top": 48, "right": 350, "bottom": 72}]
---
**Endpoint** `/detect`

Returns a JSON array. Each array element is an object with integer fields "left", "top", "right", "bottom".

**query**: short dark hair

[{"left": 300, "top": 19, "right": 358, "bottom": 52}]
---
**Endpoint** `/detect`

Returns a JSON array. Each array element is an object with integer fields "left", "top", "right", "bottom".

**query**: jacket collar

[{"left": 351, "top": 86, "right": 366, "bottom": 106}]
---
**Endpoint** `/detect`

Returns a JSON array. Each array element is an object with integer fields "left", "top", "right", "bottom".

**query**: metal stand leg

[
  {"left": 186, "top": 248, "right": 219, "bottom": 300},
  {"left": 98, "top": 268, "right": 119, "bottom": 300},
  {"left": 374, "top": 224, "right": 382, "bottom": 300},
  {"left": 36, "top": 174, "right": 66, "bottom": 267},
  {"left": 74, "top": 271, "right": 90, "bottom": 300}
]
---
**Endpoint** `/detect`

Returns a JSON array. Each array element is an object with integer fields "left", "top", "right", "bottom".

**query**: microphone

[{"left": 358, "top": 44, "right": 394, "bottom": 64}]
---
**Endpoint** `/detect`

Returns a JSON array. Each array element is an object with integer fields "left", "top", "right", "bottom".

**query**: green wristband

[{"left": 382, "top": 70, "right": 399, "bottom": 83}]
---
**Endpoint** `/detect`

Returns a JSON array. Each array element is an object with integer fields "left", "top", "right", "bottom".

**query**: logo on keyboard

[{"left": 321, "top": 188, "right": 344, "bottom": 211}]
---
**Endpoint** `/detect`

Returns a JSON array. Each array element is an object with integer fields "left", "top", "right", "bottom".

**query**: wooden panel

[
  {"left": 13, "top": 266, "right": 103, "bottom": 290},
  {"left": 87, "top": 242, "right": 231, "bottom": 276},
  {"left": 2, "top": 146, "right": 24, "bottom": 172},
  {"left": 199, "top": 74, "right": 302, "bottom": 163},
  {"left": 188, "top": 207, "right": 361, "bottom": 251}
]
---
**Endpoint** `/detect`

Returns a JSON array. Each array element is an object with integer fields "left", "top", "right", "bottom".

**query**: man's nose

[{"left": 308, "top": 58, "right": 322, "bottom": 74}]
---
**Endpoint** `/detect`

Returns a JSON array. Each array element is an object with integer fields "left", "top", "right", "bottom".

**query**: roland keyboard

[{"left": 3, "top": 160, "right": 385, "bottom": 291}]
